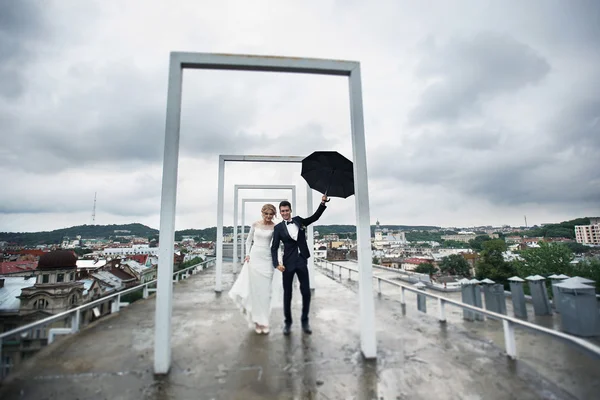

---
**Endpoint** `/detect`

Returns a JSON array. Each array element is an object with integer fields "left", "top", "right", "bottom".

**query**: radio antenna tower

[
  {"left": 92, "top": 192, "right": 97, "bottom": 224},
  {"left": 524, "top": 215, "right": 527, "bottom": 228}
]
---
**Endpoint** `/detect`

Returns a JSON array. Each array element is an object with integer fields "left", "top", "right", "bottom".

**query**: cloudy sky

[{"left": 1, "top": 0, "right": 599, "bottom": 233}]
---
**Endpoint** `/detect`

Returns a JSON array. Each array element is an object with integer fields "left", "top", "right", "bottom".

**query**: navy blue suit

[{"left": 271, "top": 203, "right": 327, "bottom": 325}]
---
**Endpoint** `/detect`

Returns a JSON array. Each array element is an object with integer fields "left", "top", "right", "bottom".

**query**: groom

[{"left": 271, "top": 194, "right": 329, "bottom": 335}]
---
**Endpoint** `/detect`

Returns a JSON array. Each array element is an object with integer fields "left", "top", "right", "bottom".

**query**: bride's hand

[{"left": 244, "top": 255, "right": 250, "bottom": 263}]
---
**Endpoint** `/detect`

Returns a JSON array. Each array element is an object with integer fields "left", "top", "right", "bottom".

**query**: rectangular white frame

[
  {"left": 156, "top": 52, "right": 376, "bottom": 375},
  {"left": 233, "top": 184, "right": 297, "bottom": 266},
  {"left": 217, "top": 156, "right": 314, "bottom": 291},
  {"left": 240, "top": 197, "right": 286, "bottom": 261}
]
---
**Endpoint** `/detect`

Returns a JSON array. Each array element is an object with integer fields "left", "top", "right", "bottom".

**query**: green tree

[
  {"left": 439, "top": 254, "right": 471, "bottom": 277},
  {"left": 563, "top": 242, "right": 592, "bottom": 254},
  {"left": 442, "top": 240, "right": 468, "bottom": 249},
  {"left": 544, "top": 227, "right": 574, "bottom": 238},
  {"left": 73, "top": 248, "right": 93, "bottom": 257},
  {"left": 475, "top": 239, "right": 516, "bottom": 284},
  {"left": 565, "top": 258, "right": 600, "bottom": 292},
  {"left": 520, "top": 217, "right": 590, "bottom": 240},
  {"left": 372, "top": 256, "right": 380, "bottom": 265},
  {"left": 415, "top": 262, "right": 438, "bottom": 275},
  {"left": 514, "top": 241, "right": 574, "bottom": 277},
  {"left": 177, "top": 256, "right": 204, "bottom": 272},
  {"left": 469, "top": 235, "right": 492, "bottom": 251}
]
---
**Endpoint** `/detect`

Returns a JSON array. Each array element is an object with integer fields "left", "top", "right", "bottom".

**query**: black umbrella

[{"left": 301, "top": 151, "right": 354, "bottom": 198}]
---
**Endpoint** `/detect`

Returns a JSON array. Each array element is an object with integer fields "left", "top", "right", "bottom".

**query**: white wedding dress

[{"left": 228, "top": 222, "right": 283, "bottom": 328}]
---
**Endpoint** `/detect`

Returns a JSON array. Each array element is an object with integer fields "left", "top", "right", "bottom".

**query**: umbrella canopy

[{"left": 301, "top": 151, "right": 354, "bottom": 198}]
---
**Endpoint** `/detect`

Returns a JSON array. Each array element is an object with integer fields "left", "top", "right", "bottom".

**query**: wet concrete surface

[
  {"left": 0, "top": 263, "right": 595, "bottom": 399},
  {"left": 327, "top": 261, "right": 600, "bottom": 400}
]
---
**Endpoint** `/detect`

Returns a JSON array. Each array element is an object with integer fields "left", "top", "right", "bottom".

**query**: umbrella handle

[{"left": 324, "top": 168, "right": 334, "bottom": 199}]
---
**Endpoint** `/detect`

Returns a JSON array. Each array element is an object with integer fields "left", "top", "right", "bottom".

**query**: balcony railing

[
  {"left": 0, "top": 257, "right": 215, "bottom": 380},
  {"left": 315, "top": 258, "right": 600, "bottom": 361}
]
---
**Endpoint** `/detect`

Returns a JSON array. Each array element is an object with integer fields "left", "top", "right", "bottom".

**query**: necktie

[{"left": 286, "top": 221, "right": 294, "bottom": 225}]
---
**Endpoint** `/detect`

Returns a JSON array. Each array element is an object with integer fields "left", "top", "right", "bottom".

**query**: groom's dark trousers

[
  {"left": 282, "top": 255, "right": 311, "bottom": 325},
  {"left": 271, "top": 203, "right": 327, "bottom": 326}
]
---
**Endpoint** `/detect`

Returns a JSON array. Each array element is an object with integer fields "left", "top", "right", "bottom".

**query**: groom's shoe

[
  {"left": 301, "top": 322, "right": 312, "bottom": 335},
  {"left": 283, "top": 324, "right": 292, "bottom": 336}
]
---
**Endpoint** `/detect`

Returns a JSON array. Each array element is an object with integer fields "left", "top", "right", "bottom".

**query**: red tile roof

[
  {"left": 109, "top": 267, "right": 137, "bottom": 281},
  {"left": 6, "top": 250, "right": 47, "bottom": 257},
  {"left": 403, "top": 258, "right": 430, "bottom": 264},
  {"left": 0, "top": 261, "right": 38, "bottom": 274},
  {"left": 126, "top": 254, "right": 148, "bottom": 265}
]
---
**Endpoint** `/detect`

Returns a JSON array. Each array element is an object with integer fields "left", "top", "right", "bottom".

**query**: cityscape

[
  {"left": 1, "top": 216, "right": 599, "bottom": 383},
  {"left": 1, "top": 0, "right": 599, "bottom": 398}
]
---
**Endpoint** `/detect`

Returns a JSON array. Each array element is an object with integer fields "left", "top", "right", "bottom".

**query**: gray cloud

[
  {"left": 0, "top": 0, "right": 47, "bottom": 98},
  {"left": 368, "top": 26, "right": 599, "bottom": 212},
  {"left": 1, "top": 68, "right": 268, "bottom": 174},
  {"left": 549, "top": 97, "right": 600, "bottom": 150},
  {"left": 0, "top": 168, "right": 163, "bottom": 217},
  {"left": 410, "top": 32, "right": 551, "bottom": 125},
  {"left": 370, "top": 116, "right": 600, "bottom": 207},
  {"left": 2, "top": 1, "right": 600, "bottom": 232},
  {"left": 261, "top": 122, "right": 341, "bottom": 156}
]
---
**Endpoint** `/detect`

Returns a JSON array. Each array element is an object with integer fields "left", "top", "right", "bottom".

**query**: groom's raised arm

[
  {"left": 271, "top": 226, "right": 281, "bottom": 268},
  {"left": 300, "top": 195, "right": 329, "bottom": 226},
  {"left": 300, "top": 203, "right": 327, "bottom": 227}
]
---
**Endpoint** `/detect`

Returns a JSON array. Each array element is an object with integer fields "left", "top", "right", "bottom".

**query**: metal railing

[
  {"left": 0, "top": 257, "right": 215, "bottom": 380},
  {"left": 315, "top": 258, "right": 600, "bottom": 361},
  {"left": 336, "top": 259, "right": 465, "bottom": 292}
]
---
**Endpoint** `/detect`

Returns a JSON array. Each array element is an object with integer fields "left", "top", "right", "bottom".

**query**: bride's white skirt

[{"left": 228, "top": 259, "right": 283, "bottom": 328}]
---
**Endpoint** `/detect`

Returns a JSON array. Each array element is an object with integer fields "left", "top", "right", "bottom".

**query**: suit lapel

[{"left": 280, "top": 221, "right": 291, "bottom": 240}]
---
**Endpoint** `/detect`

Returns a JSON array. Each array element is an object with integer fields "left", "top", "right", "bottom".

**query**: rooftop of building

[{"left": 1, "top": 262, "right": 598, "bottom": 399}]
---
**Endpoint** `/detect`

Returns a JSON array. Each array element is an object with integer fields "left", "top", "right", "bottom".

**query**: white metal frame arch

[
  {"left": 216, "top": 155, "right": 314, "bottom": 292},
  {"left": 239, "top": 197, "right": 286, "bottom": 260},
  {"left": 156, "top": 52, "right": 375, "bottom": 375},
  {"left": 233, "top": 184, "right": 297, "bottom": 266}
]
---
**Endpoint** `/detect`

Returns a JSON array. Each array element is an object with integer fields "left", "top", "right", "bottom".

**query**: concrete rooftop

[{"left": 1, "top": 262, "right": 598, "bottom": 399}]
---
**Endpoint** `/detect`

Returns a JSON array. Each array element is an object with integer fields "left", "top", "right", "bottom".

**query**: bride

[{"left": 229, "top": 203, "right": 282, "bottom": 334}]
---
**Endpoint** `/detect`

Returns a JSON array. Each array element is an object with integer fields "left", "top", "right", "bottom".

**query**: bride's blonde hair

[{"left": 261, "top": 203, "right": 276, "bottom": 217}]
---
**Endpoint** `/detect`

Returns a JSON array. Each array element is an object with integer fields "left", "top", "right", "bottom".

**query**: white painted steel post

[
  {"left": 158, "top": 53, "right": 380, "bottom": 373},
  {"left": 438, "top": 298, "right": 446, "bottom": 322},
  {"left": 155, "top": 54, "right": 182, "bottom": 375},
  {"left": 233, "top": 187, "right": 239, "bottom": 266},
  {"left": 71, "top": 309, "right": 81, "bottom": 333},
  {"left": 215, "top": 156, "right": 225, "bottom": 293},
  {"left": 241, "top": 198, "right": 286, "bottom": 259},
  {"left": 241, "top": 202, "right": 246, "bottom": 263},
  {"left": 233, "top": 185, "right": 297, "bottom": 271},
  {"left": 350, "top": 65, "right": 376, "bottom": 358},
  {"left": 292, "top": 186, "right": 297, "bottom": 219},
  {"left": 503, "top": 320, "right": 517, "bottom": 359},
  {"left": 306, "top": 186, "right": 316, "bottom": 289}
]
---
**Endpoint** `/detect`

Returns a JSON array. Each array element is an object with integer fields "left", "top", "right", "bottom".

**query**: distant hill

[
  {"left": 0, "top": 224, "right": 159, "bottom": 246},
  {"left": 0, "top": 224, "right": 241, "bottom": 246},
  {"left": 1, "top": 222, "right": 442, "bottom": 246},
  {"left": 521, "top": 217, "right": 591, "bottom": 239},
  {"left": 1, "top": 218, "right": 589, "bottom": 246}
]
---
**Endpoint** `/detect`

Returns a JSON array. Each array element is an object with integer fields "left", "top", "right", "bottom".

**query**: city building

[
  {"left": 575, "top": 218, "right": 600, "bottom": 245},
  {"left": 102, "top": 244, "right": 159, "bottom": 257},
  {"left": 1, "top": 250, "right": 85, "bottom": 377},
  {"left": 401, "top": 258, "right": 434, "bottom": 271}
]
